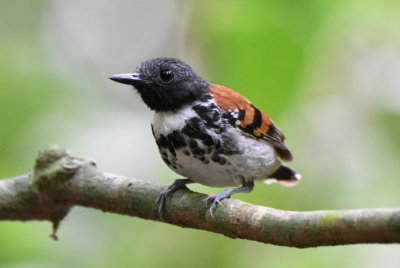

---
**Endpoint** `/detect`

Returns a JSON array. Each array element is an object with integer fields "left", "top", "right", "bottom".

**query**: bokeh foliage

[
  {"left": 1, "top": 1, "right": 400, "bottom": 267},
  {"left": 190, "top": 1, "right": 332, "bottom": 116}
]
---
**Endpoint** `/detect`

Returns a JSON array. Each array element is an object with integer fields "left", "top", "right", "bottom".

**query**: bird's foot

[
  {"left": 206, "top": 190, "right": 231, "bottom": 217},
  {"left": 206, "top": 182, "right": 255, "bottom": 217},
  {"left": 155, "top": 179, "right": 191, "bottom": 221}
]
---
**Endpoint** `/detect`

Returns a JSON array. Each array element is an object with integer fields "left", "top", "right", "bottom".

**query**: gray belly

[{"left": 154, "top": 126, "right": 279, "bottom": 187}]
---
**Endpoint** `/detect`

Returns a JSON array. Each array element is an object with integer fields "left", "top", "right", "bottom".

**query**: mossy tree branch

[{"left": 0, "top": 146, "right": 399, "bottom": 247}]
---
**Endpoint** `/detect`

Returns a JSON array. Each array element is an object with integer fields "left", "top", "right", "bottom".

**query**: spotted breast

[{"left": 151, "top": 96, "right": 281, "bottom": 187}]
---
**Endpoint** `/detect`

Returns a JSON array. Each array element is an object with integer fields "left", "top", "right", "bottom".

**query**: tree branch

[{"left": 0, "top": 146, "right": 399, "bottom": 247}]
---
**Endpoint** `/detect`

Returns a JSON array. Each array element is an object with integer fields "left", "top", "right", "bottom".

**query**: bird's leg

[
  {"left": 155, "top": 178, "right": 193, "bottom": 220},
  {"left": 207, "top": 181, "right": 254, "bottom": 217}
]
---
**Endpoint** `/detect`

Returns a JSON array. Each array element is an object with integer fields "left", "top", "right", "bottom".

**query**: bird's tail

[{"left": 264, "top": 163, "right": 301, "bottom": 186}]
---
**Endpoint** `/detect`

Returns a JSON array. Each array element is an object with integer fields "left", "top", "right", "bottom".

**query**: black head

[{"left": 110, "top": 58, "right": 210, "bottom": 111}]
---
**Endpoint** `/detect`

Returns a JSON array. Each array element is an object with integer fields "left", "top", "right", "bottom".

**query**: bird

[{"left": 109, "top": 57, "right": 300, "bottom": 219}]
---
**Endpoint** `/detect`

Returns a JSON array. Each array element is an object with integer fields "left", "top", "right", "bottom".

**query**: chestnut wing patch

[{"left": 209, "top": 84, "right": 293, "bottom": 161}]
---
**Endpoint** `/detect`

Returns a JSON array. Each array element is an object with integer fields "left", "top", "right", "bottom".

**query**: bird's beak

[{"left": 109, "top": 73, "right": 141, "bottom": 85}]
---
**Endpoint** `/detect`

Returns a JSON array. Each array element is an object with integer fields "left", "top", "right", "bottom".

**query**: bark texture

[{"left": 0, "top": 146, "right": 399, "bottom": 247}]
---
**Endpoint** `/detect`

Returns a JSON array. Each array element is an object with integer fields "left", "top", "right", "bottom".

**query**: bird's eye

[{"left": 160, "top": 69, "right": 174, "bottom": 82}]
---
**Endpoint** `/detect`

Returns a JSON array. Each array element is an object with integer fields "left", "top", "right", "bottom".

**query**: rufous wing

[{"left": 209, "top": 84, "right": 293, "bottom": 161}]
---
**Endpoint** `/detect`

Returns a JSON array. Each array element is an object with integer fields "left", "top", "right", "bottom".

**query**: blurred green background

[{"left": 1, "top": 0, "right": 400, "bottom": 267}]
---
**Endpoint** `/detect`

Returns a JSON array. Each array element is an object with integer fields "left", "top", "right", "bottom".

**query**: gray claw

[
  {"left": 155, "top": 187, "right": 172, "bottom": 221},
  {"left": 155, "top": 179, "right": 191, "bottom": 221},
  {"left": 207, "top": 194, "right": 223, "bottom": 217}
]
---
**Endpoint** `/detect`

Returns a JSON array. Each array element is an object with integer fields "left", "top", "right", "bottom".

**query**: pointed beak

[{"left": 109, "top": 73, "right": 141, "bottom": 85}]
